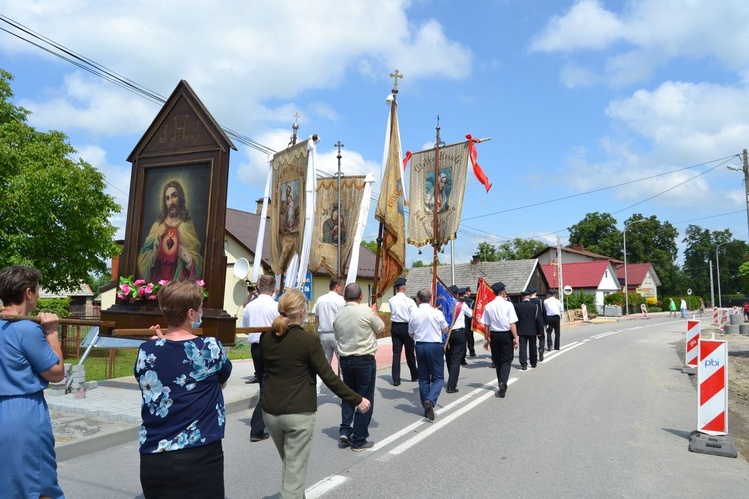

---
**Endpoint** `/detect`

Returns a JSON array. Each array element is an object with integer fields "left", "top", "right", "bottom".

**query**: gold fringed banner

[
  {"left": 407, "top": 141, "right": 470, "bottom": 249},
  {"left": 310, "top": 175, "right": 367, "bottom": 276},
  {"left": 375, "top": 99, "right": 406, "bottom": 296},
  {"left": 270, "top": 141, "right": 310, "bottom": 275}
]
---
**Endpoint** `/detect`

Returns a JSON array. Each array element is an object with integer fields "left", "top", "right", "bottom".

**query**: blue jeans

[
  {"left": 415, "top": 342, "right": 444, "bottom": 408},
  {"left": 339, "top": 355, "right": 376, "bottom": 447}
]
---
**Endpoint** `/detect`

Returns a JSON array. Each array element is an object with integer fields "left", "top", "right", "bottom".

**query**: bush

[
  {"left": 35, "top": 297, "right": 71, "bottom": 317},
  {"left": 565, "top": 290, "right": 596, "bottom": 311},
  {"left": 646, "top": 297, "right": 657, "bottom": 306}
]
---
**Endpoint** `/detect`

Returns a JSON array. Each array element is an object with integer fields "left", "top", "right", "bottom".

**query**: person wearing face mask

[
  {"left": 134, "top": 280, "right": 232, "bottom": 498},
  {"left": 261, "top": 289, "right": 370, "bottom": 498}
]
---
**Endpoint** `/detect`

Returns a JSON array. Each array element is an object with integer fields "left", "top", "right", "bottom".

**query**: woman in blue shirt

[
  {"left": 0, "top": 265, "right": 65, "bottom": 499},
  {"left": 135, "top": 280, "right": 232, "bottom": 498}
]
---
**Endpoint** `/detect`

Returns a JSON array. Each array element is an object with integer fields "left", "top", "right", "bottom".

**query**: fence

[{"left": 58, "top": 320, "right": 140, "bottom": 381}]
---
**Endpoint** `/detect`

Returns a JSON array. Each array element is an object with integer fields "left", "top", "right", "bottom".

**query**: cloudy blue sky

[{"left": 2, "top": 0, "right": 749, "bottom": 266}]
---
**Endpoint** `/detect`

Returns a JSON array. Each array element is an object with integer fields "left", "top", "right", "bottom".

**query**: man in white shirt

[
  {"left": 481, "top": 281, "right": 519, "bottom": 398},
  {"left": 445, "top": 286, "right": 472, "bottom": 393},
  {"left": 408, "top": 288, "right": 448, "bottom": 421},
  {"left": 388, "top": 277, "right": 418, "bottom": 386},
  {"left": 543, "top": 289, "right": 564, "bottom": 351},
  {"left": 314, "top": 277, "right": 345, "bottom": 394},
  {"left": 241, "top": 274, "right": 279, "bottom": 442}
]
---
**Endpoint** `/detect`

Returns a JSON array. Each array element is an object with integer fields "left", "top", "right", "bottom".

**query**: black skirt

[{"left": 140, "top": 439, "right": 224, "bottom": 498}]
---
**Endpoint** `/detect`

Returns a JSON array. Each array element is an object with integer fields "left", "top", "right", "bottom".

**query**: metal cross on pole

[{"left": 390, "top": 69, "right": 403, "bottom": 94}]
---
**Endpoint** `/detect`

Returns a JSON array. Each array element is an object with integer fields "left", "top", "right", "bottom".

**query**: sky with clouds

[{"left": 2, "top": 0, "right": 749, "bottom": 268}]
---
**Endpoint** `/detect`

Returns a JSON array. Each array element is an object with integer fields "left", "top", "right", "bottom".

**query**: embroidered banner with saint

[
  {"left": 310, "top": 175, "right": 368, "bottom": 277},
  {"left": 407, "top": 141, "right": 470, "bottom": 249},
  {"left": 270, "top": 141, "right": 309, "bottom": 275}
]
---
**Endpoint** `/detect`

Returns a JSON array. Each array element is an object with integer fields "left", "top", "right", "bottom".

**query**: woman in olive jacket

[{"left": 261, "top": 289, "right": 370, "bottom": 499}]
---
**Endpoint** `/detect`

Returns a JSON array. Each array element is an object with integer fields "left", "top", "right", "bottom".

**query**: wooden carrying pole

[
  {"left": 0, "top": 315, "right": 115, "bottom": 328},
  {"left": 431, "top": 118, "right": 442, "bottom": 302}
]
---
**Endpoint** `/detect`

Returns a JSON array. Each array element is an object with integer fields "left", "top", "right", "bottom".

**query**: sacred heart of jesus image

[{"left": 163, "top": 226, "right": 179, "bottom": 255}]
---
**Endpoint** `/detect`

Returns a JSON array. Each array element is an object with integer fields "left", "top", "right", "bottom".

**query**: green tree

[
  {"left": 623, "top": 214, "right": 679, "bottom": 295},
  {"left": 568, "top": 212, "right": 622, "bottom": 258},
  {"left": 0, "top": 70, "right": 121, "bottom": 292},
  {"left": 362, "top": 240, "right": 378, "bottom": 254},
  {"left": 475, "top": 241, "right": 499, "bottom": 262},
  {"left": 684, "top": 226, "right": 748, "bottom": 299},
  {"left": 496, "top": 238, "right": 546, "bottom": 260}
]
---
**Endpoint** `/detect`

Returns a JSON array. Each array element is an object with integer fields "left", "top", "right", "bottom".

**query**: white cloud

[
  {"left": 530, "top": 0, "right": 749, "bottom": 85},
  {"left": 530, "top": 0, "right": 625, "bottom": 52},
  {"left": 606, "top": 81, "right": 749, "bottom": 159},
  {"left": 1, "top": 0, "right": 472, "bottom": 136}
]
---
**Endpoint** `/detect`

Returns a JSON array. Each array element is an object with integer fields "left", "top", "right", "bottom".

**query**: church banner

[
  {"left": 270, "top": 140, "right": 310, "bottom": 276},
  {"left": 310, "top": 175, "right": 368, "bottom": 277},
  {"left": 407, "top": 141, "right": 470, "bottom": 249}
]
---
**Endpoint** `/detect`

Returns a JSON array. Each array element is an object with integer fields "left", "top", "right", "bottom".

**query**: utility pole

[{"left": 744, "top": 149, "right": 749, "bottom": 241}]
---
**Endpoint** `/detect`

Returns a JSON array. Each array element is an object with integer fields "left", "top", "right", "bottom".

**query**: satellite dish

[{"left": 233, "top": 258, "right": 250, "bottom": 280}]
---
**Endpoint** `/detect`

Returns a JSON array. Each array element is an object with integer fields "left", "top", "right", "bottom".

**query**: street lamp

[
  {"left": 623, "top": 218, "right": 648, "bottom": 315},
  {"left": 716, "top": 241, "right": 728, "bottom": 309},
  {"left": 726, "top": 148, "right": 749, "bottom": 241}
]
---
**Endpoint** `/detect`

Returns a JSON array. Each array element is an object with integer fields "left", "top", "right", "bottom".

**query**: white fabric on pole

[
  {"left": 285, "top": 254, "right": 299, "bottom": 290},
  {"left": 251, "top": 156, "right": 273, "bottom": 283},
  {"left": 346, "top": 173, "right": 376, "bottom": 285},
  {"left": 295, "top": 136, "right": 318, "bottom": 288}
]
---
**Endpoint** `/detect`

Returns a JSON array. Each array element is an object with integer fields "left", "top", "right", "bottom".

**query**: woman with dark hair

[
  {"left": 0, "top": 265, "right": 65, "bottom": 499},
  {"left": 135, "top": 280, "right": 232, "bottom": 498},
  {"left": 261, "top": 289, "right": 370, "bottom": 498}
]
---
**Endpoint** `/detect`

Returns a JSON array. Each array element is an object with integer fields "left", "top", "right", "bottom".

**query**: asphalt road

[{"left": 57, "top": 317, "right": 749, "bottom": 498}]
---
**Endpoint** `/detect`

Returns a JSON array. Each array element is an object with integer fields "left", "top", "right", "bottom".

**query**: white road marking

[
  {"left": 387, "top": 379, "right": 518, "bottom": 456},
  {"left": 306, "top": 475, "right": 348, "bottom": 498}
]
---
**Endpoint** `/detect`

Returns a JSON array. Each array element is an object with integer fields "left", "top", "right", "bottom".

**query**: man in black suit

[
  {"left": 529, "top": 288, "right": 547, "bottom": 362},
  {"left": 514, "top": 290, "right": 546, "bottom": 370}
]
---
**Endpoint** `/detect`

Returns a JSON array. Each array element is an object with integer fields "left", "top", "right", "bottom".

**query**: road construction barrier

[
  {"left": 640, "top": 303, "right": 648, "bottom": 318},
  {"left": 733, "top": 306, "right": 739, "bottom": 316},
  {"left": 685, "top": 320, "right": 700, "bottom": 367},
  {"left": 713, "top": 307, "right": 719, "bottom": 325},
  {"left": 697, "top": 339, "right": 728, "bottom": 435},
  {"left": 720, "top": 308, "right": 729, "bottom": 331},
  {"left": 581, "top": 303, "right": 589, "bottom": 322}
]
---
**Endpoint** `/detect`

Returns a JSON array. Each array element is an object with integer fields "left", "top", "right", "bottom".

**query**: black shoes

[
  {"left": 339, "top": 434, "right": 352, "bottom": 447},
  {"left": 250, "top": 432, "right": 269, "bottom": 442},
  {"left": 539, "top": 351, "right": 544, "bottom": 362},
  {"left": 424, "top": 400, "right": 435, "bottom": 421},
  {"left": 352, "top": 441, "right": 374, "bottom": 452},
  {"left": 497, "top": 383, "right": 507, "bottom": 398},
  {"left": 446, "top": 387, "right": 459, "bottom": 393},
  {"left": 530, "top": 364, "right": 537, "bottom": 368},
  {"left": 460, "top": 360, "right": 468, "bottom": 366},
  {"left": 521, "top": 365, "right": 528, "bottom": 371},
  {"left": 469, "top": 351, "right": 476, "bottom": 357},
  {"left": 392, "top": 381, "right": 401, "bottom": 386},
  {"left": 245, "top": 375, "right": 259, "bottom": 384}
]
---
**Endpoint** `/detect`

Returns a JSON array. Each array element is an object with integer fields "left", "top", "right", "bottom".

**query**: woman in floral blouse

[{"left": 134, "top": 280, "right": 232, "bottom": 498}]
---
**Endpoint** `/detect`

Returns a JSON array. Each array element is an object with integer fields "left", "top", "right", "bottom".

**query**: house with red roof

[
  {"left": 615, "top": 263, "right": 661, "bottom": 300},
  {"left": 541, "top": 260, "right": 621, "bottom": 313}
]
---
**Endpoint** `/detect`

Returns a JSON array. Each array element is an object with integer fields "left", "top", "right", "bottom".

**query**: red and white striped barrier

[
  {"left": 719, "top": 308, "right": 729, "bottom": 331},
  {"left": 685, "top": 320, "right": 700, "bottom": 367},
  {"left": 697, "top": 339, "right": 728, "bottom": 435},
  {"left": 712, "top": 306, "right": 719, "bottom": 325},
  {"left": 640, "top": 303, "right": 648, "bottom": 318},
  {"left": 733, "top": 306, "right": 739, "bottom": 316},
  {"left": 581, "top": 303, "right": 589, "bottom": 322}
]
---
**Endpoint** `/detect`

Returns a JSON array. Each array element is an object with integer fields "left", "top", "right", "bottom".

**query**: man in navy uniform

[{"left": 515, "top": 290, "right": 546, "bottom": 370}]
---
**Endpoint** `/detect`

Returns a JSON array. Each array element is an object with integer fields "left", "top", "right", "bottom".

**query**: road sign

[
  {"left": 563, "top": 285, "right": 573, "bottom": 296},
  {"left": 687, "top": 289, "right": 693, "bottom": 295}
]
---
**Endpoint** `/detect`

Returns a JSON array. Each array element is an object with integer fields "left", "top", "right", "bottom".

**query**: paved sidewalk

[{"left": 51, "top": 336, "right": 398, "bottom": 460}]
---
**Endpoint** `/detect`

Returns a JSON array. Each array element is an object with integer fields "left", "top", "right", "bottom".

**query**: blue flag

[{"left": 434, "top": 279, "right": 457, "bottom": 345}]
